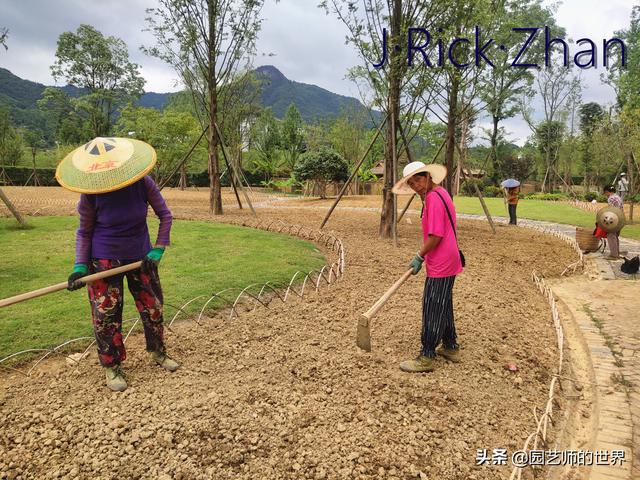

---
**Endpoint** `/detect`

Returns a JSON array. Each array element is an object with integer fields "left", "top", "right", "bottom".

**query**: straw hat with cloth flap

[{"left": 57, "top": 137, "right": 179, "bottom": 392}]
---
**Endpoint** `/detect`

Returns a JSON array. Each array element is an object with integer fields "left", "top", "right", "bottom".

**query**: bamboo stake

[
  {"left": 455, "top": 143, "right": 496, "bottom": 234},
  {"left": 213, "top": 121, "right": 256, "bottom": 217},
  {"left": 391, "top": 112, "right": 398, "bottom": 247},
  {"left": 159, "top": 126, "right": 208, "bottom": 190},
  {"left": 0, "top": 187, "right": 28, "bottom": 227},
  {"left": 319, "top": 115, "right": 388, "bottom": 229}
]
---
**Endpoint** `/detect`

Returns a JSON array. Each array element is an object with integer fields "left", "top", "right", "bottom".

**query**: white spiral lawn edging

[
  {"left": 509, "top": 271, "right": 565, "bottom": 480},
  {"left": 0, "top": 220, "right": 346, "bottom": 377}
]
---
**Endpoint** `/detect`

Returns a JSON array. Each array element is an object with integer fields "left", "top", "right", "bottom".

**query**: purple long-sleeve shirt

[{"left": 75, "top": 176, "right": 173, "bottom": 264}]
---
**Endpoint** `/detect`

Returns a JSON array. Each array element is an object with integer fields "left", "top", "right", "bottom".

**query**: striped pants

[{"left": 421, "top": 275, "right": 458, "bottom": 357}]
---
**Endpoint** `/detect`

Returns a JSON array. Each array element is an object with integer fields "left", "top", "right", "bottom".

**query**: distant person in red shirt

[
  {"left": 392, "top": 162, "right": 464, "bottom": 373},
  {"left": 507, "top": 186, "right": 520, "bottom": 225}
]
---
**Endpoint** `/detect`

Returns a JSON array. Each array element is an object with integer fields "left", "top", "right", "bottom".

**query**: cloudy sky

[{"left": 0, "top": 0, "right": 635, "bottom": 145}]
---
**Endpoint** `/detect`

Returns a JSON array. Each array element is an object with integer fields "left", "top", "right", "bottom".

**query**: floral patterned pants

[{"left": 88, "top": 259, "right": 165, "bottom": 367}]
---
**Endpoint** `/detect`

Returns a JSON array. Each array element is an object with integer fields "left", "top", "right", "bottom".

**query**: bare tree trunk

[
  {"left": 379, "top": 0, "right": 401, "bottom": 239},
  {"left": 179, "top": 163, "right": 187, "bottom": 190},
  {"left": 455, "top": 116, "right": 468, "bottom": 195},
  {"left": 208, "top": 6, "right": 222, "bottom": 215},
  {"left": 31, "top": 152, "right": 40, "bottom": 187},
  {"left": 490, "top": 114, "right": 499, "bottom": 181},
  {"left": 0, "top": 187, "right": 27, "bottom": 226},
  {"left": 542, "top": 164, "right": 550, "bottom": 193},
  {"left": 443, "top": 75, "right": 459, "bottom": 196}
]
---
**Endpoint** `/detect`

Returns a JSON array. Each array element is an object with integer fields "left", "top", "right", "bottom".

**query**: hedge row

[{"left": 0, "top": 166, "right": 266, "bottom": 188}]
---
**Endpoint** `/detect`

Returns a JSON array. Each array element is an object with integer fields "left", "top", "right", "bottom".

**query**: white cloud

[{"left": 0, "top": 0, "right": 632, "bottom": 146}]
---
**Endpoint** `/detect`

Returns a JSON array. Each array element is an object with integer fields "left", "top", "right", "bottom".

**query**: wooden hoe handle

[
  {"left": 363, "top": 269, "right": 414, "bottom": 319},
  {"left": 0, "top": 261, "right": 143, "bottom": 309}
]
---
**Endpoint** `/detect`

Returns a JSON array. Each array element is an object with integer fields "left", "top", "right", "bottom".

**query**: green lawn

[
  {"left": 0, "top": 217, "right": 326, "bottom": 358},
  {"left": 454, "top": 197, "right": 640, "bottom": 241}
]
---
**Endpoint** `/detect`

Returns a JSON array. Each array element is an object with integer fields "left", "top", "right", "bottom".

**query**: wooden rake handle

[
  {"left": 0, "top": 261, "right": 143, "bottom": 309},
  {"left": 362, "top": 269, "right": 414, "bottom": 319}
]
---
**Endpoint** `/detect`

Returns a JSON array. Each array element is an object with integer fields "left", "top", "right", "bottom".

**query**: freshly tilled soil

[{"left": 0, "top": 191, "right": 578, "bottom": 480}]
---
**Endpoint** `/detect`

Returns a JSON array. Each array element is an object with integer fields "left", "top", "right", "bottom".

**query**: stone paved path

[{"left": 462, "top": 213, "right": 640, "bottom": 480}]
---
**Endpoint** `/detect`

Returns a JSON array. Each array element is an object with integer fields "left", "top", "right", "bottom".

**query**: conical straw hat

[
  {"left": 55, "top": 137, "right": 157, "bottom": 194},
  {"left": 596, "top": 206, "right": 625, "bottom": 233}
]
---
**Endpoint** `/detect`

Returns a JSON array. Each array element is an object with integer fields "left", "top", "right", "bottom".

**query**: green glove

[
  {"left": 67, "top": 263, "right": 88, "bottom": 291},
  {"left": 146, "top": 247, "right": 165, "bottom": 262},
  {"left": 141, "top": 247, "right": 165, "bottom": 273},
  {"left": 409, "top": 253, "right": 424, "bottom": 275}
]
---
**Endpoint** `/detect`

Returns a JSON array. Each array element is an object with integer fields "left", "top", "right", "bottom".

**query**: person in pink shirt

[{"left": 392, "top": 162, "right": 464, "bottom": 373}]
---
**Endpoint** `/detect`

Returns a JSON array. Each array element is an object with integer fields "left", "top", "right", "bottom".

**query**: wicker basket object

[{"left": 576, "top": 227, "right": 600, "bottom": 252}]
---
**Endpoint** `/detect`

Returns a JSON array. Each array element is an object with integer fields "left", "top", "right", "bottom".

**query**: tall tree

[
  {"left": 579, "top": 102, "right": 605, "bottom": 189},
  {"left": 37, "top": 87, "right": 86, "bottom": 144},
  {"left": 603, "top": 6, "right": 638, "bottom": 110},
  {"left": 23, "top": 129, "right": 44, "bottom": 185},
  {"left": 281, "top": 103, "right": 305, "bottom": 172},
  {"left": 251, "top": 108, "right": 281, "bottom": 183},
  {"left": 218, "top": 71, "right": 262, "bottom": 185},
  {"left": 521, "top": 64, "right": 581, "bottom": 191},
  {"left": 479, "top": 0, "right": 560, "bottom": 182},
  {"left": 323, "top": 0, "right": 446, "bottom": 238},
  {"left": 51, "top": 25, "right": 145, "bottom": 137},
  {"left": 534, "top": 120, "right": 565, "bottom": 187},
  {"left": 0, "top": 108, "right": 23, "bottom": 166},
  {"left": 144, "top": 0, "right": 266, "bottom": 215},
  {"left": 429, "top": 0, "right": 490, "bottom": 195},
  {"left": 329, "top": 106, "right": 367, "bottom": 168}
]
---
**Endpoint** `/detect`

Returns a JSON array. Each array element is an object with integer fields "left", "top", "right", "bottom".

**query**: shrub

[
  {"left": 293, "top": 148, "right": 349, "bottom": 199},
  {"left": 461, "top": 179, "right": 481, "bottom": 196},
  {"left": 524, "top": 192, "right": 568, "bottom": 201},
  {"left": 482, "top": 185, "right": 503, "bottom": 198}
]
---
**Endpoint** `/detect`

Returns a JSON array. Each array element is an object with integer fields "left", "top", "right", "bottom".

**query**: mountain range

[{"left": 0, "top": 65, "right": 377, "bottom": 131}]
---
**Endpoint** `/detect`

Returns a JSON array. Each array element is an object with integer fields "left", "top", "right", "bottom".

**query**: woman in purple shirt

[{"left": 58, "top": 137, "right": 178, "bottom": 392}]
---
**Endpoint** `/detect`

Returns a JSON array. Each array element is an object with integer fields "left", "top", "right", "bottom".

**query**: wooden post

[
  {"left": 502, "top": 187, "right": 509, "bottom": 216},
  {"left": 396, "top": 139, "right": 446, "bottom": 224},
  {"left": 319, "top": 116, "right": 387, "bottom": 229},
  {"left": 0, "top": 187, "right": 28, "bottom": 227},
  {"left": 391, "top": 112, "right": 398, "bottom": 247},
  {"left": 213, "top": 121, "right": 256, "bottom": 217},
  {"left": 222, "top": 154, "right": 243, "bottom": 210},
  {"left": 159, "top": 126, "right": 208, "bottom": 190},
  {"left": 396, "top": 194, "right": 415, "bottom": 224},
  {"left": 455, "top": 143, "right": 496, "bottom": 234}
]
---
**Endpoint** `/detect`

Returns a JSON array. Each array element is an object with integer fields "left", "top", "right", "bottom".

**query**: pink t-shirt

[{"left": 421, "top": 186, "right": 464, "bottom": 278}]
